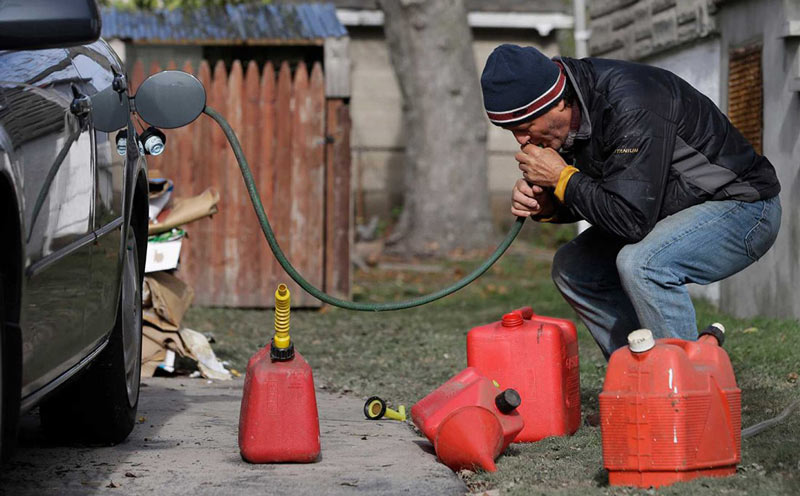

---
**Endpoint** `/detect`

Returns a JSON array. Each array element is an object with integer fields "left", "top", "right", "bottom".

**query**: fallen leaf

[
  {"left": 137, "top": 416, "right": 146, "bottom": 424},
  {"left": 107, "top": 481, "right": 120, "bottom": 488},
  {"left": 788, "top": 372, "right": 798, "bottom": 383},
  {"left": 125, "top": 472, "right": 137, "bottom": 478}
]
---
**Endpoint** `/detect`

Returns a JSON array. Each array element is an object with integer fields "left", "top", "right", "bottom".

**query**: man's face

[{"left": 503, "top": 100, "right": 571, "bottom": 150}]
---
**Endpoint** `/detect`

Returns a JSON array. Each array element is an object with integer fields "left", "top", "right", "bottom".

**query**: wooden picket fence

[{"left": 133, "top": 59, "right": 351, "bottom": 307}]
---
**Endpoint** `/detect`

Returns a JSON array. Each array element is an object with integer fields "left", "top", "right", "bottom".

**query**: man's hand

[
  {"left": 511, "top": 178, "right": 556, "bottom": 218},
  {"left": 515, "top": 144, "right": 568, "bottom": 188}
]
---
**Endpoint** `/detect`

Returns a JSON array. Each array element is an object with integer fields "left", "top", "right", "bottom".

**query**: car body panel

[
  {"left": 68, "top": 41, "right": 127, "bottom": 350},
  {"left": 0, "top": 40, "right": 146, "bottom": 404},
  {"left": 0, "top": 48, "right": 94, "bottom": 396}
]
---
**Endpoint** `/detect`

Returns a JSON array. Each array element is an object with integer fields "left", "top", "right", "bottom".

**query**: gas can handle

[{"left": 514, "top": 306, "right": 534, "bottom": 320}]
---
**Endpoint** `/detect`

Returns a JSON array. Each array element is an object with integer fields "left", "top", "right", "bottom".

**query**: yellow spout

[
  {"left": 273, "top": 284, "right": 291, "bottom": 349},
  {"left": 384, "top": 405, "right": 407, "bottom": 421},
  {"left": 364, "top": 396, "right": 407, "bottom": 421}
]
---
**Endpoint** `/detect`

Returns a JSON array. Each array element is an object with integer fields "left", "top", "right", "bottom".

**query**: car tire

[
  {"left": 40, "top": 225, "right": 143, "bottom": 444},
  {"left": 0, "top": 276, "right": 6, "bottom": 458}
]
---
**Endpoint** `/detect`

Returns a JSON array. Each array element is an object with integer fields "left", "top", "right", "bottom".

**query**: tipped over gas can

[
  {"left": 600, "top": 325, "right": 741, "bottom": 488},
  {"left": 238, "top": 285, "right": 320, "bottom": 463},
  {"left": 411, "top": 367, "right": 523, "bottom": 472},
  {"left": 467, "top": 306, "right": 580, "bottom": 442}
]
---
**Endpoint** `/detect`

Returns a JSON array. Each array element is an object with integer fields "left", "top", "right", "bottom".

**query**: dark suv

[{"left": 0, "top": 0, "right": 148, "bottom": 457}]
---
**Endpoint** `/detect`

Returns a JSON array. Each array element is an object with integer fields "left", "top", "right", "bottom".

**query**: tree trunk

[{"left": 378, "top": 0, "right": 493, "bottom": 256}]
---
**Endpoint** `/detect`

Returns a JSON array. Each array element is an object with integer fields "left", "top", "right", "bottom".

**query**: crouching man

[{"left": 481, "top": 44, "right": 781, "bottom": 358}]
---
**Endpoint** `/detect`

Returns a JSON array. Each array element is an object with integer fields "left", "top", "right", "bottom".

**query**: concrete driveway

[{"left": 0, "top": 378, "right": 466, "bottom": 495}]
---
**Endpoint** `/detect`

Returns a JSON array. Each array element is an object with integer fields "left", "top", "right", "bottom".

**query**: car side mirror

[
  {"left": 133, "top": 71, "right": 207, "bottom": 129},
  {"left": 0, "top": 0, "right": 101, "bottom": 50},
  {"left": 92, "top": 85, "right": 131, "bottom": 133}
]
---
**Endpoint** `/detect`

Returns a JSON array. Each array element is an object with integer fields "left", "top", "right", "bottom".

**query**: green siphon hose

[
  {"left": 200, "top": 106, "right": 800, "bottom": 436},
  {"left": 203, "top": 106, "right": 525, "bottom": 311}
]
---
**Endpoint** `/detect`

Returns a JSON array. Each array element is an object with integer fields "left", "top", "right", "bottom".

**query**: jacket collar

[{"left": 554, "top": 56, "right": 592, "bottom": 140}]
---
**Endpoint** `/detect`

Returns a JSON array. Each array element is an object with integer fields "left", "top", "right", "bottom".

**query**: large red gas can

[
  {"left": 467, "top": 306, "right": 580, "bottom": 442},
  {"left": 411, "top": 367, "right": 523, "bottom": 472},
  {"left": 600, "top": 325, "right": 741, "bottom": 488},
  {"left": 238, "top": 345, "right": 321, "bottom": 463}
]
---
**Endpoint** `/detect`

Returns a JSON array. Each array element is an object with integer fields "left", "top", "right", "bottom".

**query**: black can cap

[
  {"left": 364, "top": 396, "right": 387, "bottom": 420},
  {"left": 699, "top": 323, "right": 725, "bottom": 347},
  {"left": 495, "top": 388, "right": 521, "bottom": 414},
  {"left": 270, "top": 340, "right": 295, "bottom": 361}
]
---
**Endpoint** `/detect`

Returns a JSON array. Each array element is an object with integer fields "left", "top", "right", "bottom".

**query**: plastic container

[
  {"left": 600, "top": 325, "right": 741, "bottom": 488},
  {"left": 238, "top": 345, "right": 321, "bottom": 463},
  {"left": 411, "top": 367, "right": 523, "bottom": 472},
  {"left": 467, "top": 306, "right": 580, "bottom": 442}
]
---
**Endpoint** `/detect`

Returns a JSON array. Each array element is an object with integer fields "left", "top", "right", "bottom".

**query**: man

[{"left": 481, "top": 44, "right": 781, "bottom": 358}]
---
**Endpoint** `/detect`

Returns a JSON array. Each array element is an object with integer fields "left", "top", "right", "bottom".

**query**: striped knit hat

[{"left": 480, "top": 44, "right": 566, "bottom": 126}]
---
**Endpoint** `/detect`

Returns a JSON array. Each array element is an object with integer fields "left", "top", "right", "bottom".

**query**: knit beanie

[{"left": 480, "top": 44, "right": 566, "bottom": 126}]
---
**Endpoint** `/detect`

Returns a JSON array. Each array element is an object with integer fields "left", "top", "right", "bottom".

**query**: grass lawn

[{"left": 185, "top": 240, "right": 800, "bottom": 495}]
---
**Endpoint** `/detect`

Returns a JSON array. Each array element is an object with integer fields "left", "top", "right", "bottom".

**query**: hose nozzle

[{"left": 271, "top": 284, "right": 294, "bottom": 361}]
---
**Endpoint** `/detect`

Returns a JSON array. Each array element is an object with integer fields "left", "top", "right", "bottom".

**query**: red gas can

[
  {"left": 411, "top": 367, "right": 523, "bottom": 472},
  {"left": 600, "top": 325, "right": 741, "bottom": 488},
  {"left": 238, "top": 345, "right": 321, "bottom": 463},
  {"left": 467, "top": 306, "right": 580, "bottom": 442}
]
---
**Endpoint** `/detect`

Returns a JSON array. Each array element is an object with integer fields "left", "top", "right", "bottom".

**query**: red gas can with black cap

[
  {"left": 467, "top": 306, "right": 580, "bottom": 442},
  {"left": 238, "top": 284, "right": 320, "bottom": 463},
  {"left": 600, "top": 324, "right": 741, "bottom": 488}
]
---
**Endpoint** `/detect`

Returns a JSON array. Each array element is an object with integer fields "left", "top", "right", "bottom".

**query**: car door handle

[{"left": 70, "top": 83, "right": 91, "bottom": 117}]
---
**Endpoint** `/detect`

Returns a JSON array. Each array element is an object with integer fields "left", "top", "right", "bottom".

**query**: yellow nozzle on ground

[
  {"left": 385, "top": 405, "right": 406, "bottom": 421},
  {"left": 364, "top": 396, "right": 407, "bottom": 421},
  {"left": 273, "top": 284, "right": 291, "bottom": 349}
]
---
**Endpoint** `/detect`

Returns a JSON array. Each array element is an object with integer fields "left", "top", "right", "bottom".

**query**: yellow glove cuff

[{"left": 554, "top": 166, "right": 579, "bottom": 203}]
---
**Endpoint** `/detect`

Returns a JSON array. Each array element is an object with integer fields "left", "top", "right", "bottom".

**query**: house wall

[
  {"left": 347, "top": 26, "right": 560, "bottom": 226},
  {"left": 588, "top": 0, "right": 719, "bottom": 60},
  {"left": 715, "top": 0, "right": 800, "bottom": 319}
]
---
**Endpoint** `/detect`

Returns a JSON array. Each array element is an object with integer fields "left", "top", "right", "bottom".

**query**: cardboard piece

[
  {"left": 145, "top": 238, "right": 183, "bottom": 273},
  {"left": 149, "top": 188, "right": 220, "bottom": 235},
  {"left": 142, "top": 272, "right": 195, "bottom": 331},
  {"left": 141, "top": 325, "right": 189, "bottom": 377}
]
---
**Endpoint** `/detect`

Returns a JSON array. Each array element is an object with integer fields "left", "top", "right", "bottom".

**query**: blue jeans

[{"left": 551, "top": 196, "right": 782, "bottom": 359}]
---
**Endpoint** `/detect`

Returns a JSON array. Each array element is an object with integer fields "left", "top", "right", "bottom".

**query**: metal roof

[{"left": 101, "top": 3, "right": 348, "bottom": 44}]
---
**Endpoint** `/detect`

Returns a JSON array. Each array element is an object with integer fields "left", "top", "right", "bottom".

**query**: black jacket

[{"left": 551, "top": 56, "right": 780, "bottom": 242}]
